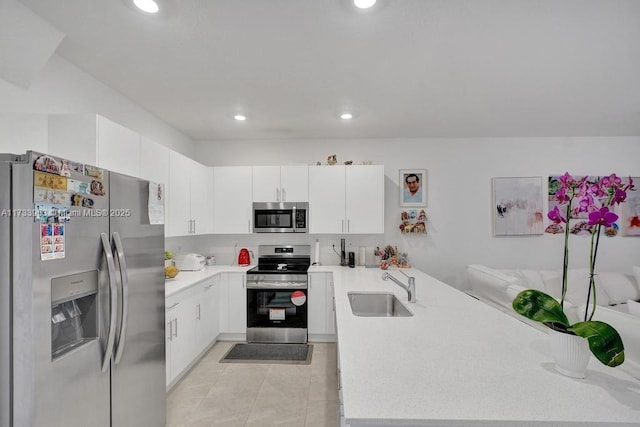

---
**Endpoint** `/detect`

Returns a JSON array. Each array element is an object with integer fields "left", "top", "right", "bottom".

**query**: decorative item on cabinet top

[{"left": 315, "top": 155, "right": 373, "bottom": 166}]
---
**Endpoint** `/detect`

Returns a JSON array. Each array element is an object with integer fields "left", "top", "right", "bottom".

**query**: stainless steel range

[{"left": 246, "top": 245, "right": 310, "bottom": 343}]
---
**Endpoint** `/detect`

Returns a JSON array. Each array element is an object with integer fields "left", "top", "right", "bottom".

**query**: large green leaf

[
  {"left": 569, "top": 321, "right": 625, "bottom": 367},
  {"left": 512, "top": 289, "right": 569, "bottom": 327}
]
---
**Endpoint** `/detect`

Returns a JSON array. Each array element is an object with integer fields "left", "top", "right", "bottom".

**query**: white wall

[
  {"left": 0, "top": 55, "right": 194, "bottom": 156},
  {"left": 189, "top": 137, "right": 640, "bottom": 287}
]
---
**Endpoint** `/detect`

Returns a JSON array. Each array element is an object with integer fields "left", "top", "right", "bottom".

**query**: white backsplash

[{"left": 165, "top": 234, "right": 388, "bottom": 267}]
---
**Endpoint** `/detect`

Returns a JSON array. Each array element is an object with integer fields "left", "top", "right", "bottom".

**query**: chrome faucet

[{"left": 382, "top": 270, "right": 416, "bottom": 303}]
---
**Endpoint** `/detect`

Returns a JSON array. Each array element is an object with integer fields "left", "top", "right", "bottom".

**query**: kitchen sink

[{"left": 348, "top": 292, "right": 413, "bottom": 317}]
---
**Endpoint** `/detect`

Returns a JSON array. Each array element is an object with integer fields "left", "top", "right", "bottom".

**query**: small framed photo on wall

[{"left": 400, "top": 169, "right": 427, "bottom": 207}]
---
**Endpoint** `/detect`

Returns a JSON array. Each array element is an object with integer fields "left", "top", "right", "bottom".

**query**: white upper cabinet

[
  {"left": 309, "top": 165, "right": 346, "bottom": 233},
  {"left": 48, "top": 114, "right": 140, "bottom": 177},
  {"left": 309, "top": 165, "right": 384, "bottom": 234},
  {"left": 0, "top": 113, "right": 48, "bottom": 154},
  {"left": 189, "top": 163, "right": 212, "bottom": 235},
  {"left": 252, "top": 166, "right": 280, "bottom": 202},
  {"left": 139, "top": 137, "right": 170, "bottom": 185},
  {"left": 345, "top": 165, "right": 385, "bottom": 234},
  {"left": 252, "top": 165, "right": 308, "bottom": 202},
  {"left": 212, "top": 166, "right": 253, "bottom": 234},
  {"left": 96, "top": 118, "right": 140, "bottom": 177},
  {"left": 167, "top": 151, "right": 212, "bottom": 236}
]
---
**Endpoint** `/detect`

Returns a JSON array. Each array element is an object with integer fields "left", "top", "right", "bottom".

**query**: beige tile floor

[{"left": 167, "top": 341, "right": 339, "bottom": 427}]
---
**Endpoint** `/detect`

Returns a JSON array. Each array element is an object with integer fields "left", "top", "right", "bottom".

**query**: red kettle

[{"left": 238, "top": 248, "right": 251, "bottom": 266}]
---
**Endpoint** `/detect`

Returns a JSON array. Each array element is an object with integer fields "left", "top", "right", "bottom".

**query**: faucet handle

[{"left": 398, "top": 269, "right": 413, "bottom": 279}]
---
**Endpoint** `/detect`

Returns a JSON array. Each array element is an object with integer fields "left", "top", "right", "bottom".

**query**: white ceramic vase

[{"left": 548, "top": 328, "right": 591, "bottom": 378}]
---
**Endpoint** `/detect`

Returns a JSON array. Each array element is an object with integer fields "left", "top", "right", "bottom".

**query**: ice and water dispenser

[{"left": 51, "top": 271, "right": 98, "bottom": 359}]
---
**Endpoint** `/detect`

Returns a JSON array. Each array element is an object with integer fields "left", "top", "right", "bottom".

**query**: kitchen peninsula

[{"left": 309, "top": 266, "right": 640, "bottom": 426}]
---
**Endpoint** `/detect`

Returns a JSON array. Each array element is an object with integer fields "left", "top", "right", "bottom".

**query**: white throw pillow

[
  {"left": 539, "top": 270, "right": 563, "bottom": 299},
  {"left": 597, "top": 272, "right": 640, "bottom": 305},
  {"left": 499, "top": 269, "right": 546, "bottom": 292},
  {"left": 628, "top": 300, "right": 640, "bottom": 318}
]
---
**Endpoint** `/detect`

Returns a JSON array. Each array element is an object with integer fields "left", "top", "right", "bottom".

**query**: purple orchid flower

[
  {"left": 601, "top": 174, "right": 621, "bottom": 188},
  {"left": 555, "top": 187, "right": 570, "bottom": 204},
  {"left": 588, "top": 206, "right": 618, "bottom": 227},
  {"left": 589, "top": 183, "right": 605, "bottom": 198},
  {"left": 612, "top": 187, "right": 627, "bottom": 204},
  {"left": 558, "top": 172, "right": 573, "bottom": 186},
  {"left": 548, "top": 205, "right": 566, "bottom": 224},
  {"left": 577, "top": 194, "right": 594, "bottom": 213}
]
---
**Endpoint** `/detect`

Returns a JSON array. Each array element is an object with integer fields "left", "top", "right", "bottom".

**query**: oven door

[{"left": 247, "top": 287, "right": 308, "bottom": 329}]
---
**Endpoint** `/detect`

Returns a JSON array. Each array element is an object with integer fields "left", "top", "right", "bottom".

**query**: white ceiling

[{"left": 17, "top": 0, "right": 640, "bottom": 141}]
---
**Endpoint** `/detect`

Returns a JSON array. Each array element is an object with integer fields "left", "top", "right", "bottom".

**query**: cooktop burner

[{"left": 247, "top": 245, "right": 311, "bottom": 275}]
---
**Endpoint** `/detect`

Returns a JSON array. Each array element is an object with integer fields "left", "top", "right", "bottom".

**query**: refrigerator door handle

[
  {"left": 100, "top": 232, "right": 118, "bottom": 373},
  {"left": 112, "top": 232, "right": 129, "bottom": 365}
]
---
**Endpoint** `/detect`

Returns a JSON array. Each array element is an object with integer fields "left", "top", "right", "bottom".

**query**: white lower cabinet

[
  {"left": 165, "top": 276, "right": 222, "bottom": 388},
  {"left": 195, "top": 277, "right": 220, "bottom": 355},
  {"left": 308, "top": 272, "right": 336, "bottom": 341},
  {"left": 165, "top": 285, "right": 198, "bottom": 387},
  {"left": 218, "top": 272, "right": 247, "bottom": 339}
]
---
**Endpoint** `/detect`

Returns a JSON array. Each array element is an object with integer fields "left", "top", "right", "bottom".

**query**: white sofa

[{"left": 466, "top": 264, "right": 640, "bottom": 378}]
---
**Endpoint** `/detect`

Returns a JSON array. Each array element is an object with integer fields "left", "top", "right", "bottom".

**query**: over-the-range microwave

[{"left": 253, "top": 202, "right": 308, "bottom": 233}]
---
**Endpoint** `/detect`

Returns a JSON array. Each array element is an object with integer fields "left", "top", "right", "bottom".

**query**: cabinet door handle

[
  {"left": 276, "top": 187, "right": 280, "bottom": 202},
  {"left": 173, "top": 319, "right": 178, "bottom": 338},
  {"left": 282, "top": 188, "right": 286, "bottom": 202},
  {"left": 192, "top": 220, "right": 196, "bottom": 234},
  {"left": 205, "top": 284, "right": 214, "bottom": 289},
  {"left": 341, "top": 220, "right": 344, "bottom": 233},
  {"left": 167, "top": 302, "right": 179, "bottom": 310},
  {"left": 347, "top": 220, "right": 350, "bottom": 233}
]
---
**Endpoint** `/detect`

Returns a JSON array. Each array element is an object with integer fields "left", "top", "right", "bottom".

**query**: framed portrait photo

[{"left": 400, "top": 169, "right": 427, "bottom": 207}]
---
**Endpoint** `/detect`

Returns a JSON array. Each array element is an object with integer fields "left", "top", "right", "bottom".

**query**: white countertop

[
  {"left": 165, "top": 265, "right": 254, "bottom": 297},
  {"left": 309, "top": 266, "right": 640, "bottom": 426}
]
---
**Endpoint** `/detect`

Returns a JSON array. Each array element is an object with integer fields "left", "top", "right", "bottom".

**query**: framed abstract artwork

[
  {"left": 621, "top": 177, "right": 640, "bottom": 236},
  {"left": 400, "top": 169, "right": 427, "bottom": 207},
  {"left": 493, "top": 177, "right": 544, "bottom": 236}
]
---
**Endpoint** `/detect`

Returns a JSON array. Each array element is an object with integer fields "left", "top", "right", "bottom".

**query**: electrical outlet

[{"left": 328, "top": 240, "right": 336, "bottom": 249}]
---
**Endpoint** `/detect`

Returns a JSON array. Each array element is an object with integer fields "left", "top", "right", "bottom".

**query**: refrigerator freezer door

[
  {"left": 109, "top": 172, "right": 166, "bottom": 427},
  {"left": 0, "top": 160, "right": 11, "bottom": 427},
  {"left": 13, "top": 154, "right": 110, "bottom": 427}
]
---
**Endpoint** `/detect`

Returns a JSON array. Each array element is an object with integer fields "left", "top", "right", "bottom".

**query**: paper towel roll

[
  {"left": 358, "top": 247, "right": 365, "bottom": 266},
  {"left": 314, "top": 239, "right": 320, "bottom": 265}
]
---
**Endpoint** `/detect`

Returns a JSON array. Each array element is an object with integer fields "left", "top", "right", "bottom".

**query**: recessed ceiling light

[
  {"left": 133, "top": 0, "right": 159, "bottom": 14},
  {"left": 234, "top": 114, "right": 247, "bottom": 121},
  {"left": 354, "top": 0, "right": 376, "bottom": 9},
  {"left": 340, "top": 113, "right": 353, "bottom": 120}
]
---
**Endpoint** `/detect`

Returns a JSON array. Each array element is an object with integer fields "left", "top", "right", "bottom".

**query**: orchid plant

[{"left": 513, "top": 173, "right": 635, "bottom": 368}]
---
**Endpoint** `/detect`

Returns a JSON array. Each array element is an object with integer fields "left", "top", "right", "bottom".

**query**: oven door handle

[{"left": 247, "top": 282, "right": 307, "bottom": 289}]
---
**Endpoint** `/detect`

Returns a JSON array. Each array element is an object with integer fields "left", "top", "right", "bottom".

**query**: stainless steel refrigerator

[{"left": 0, "top": 151, "right": 166, "bottom": 427}]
